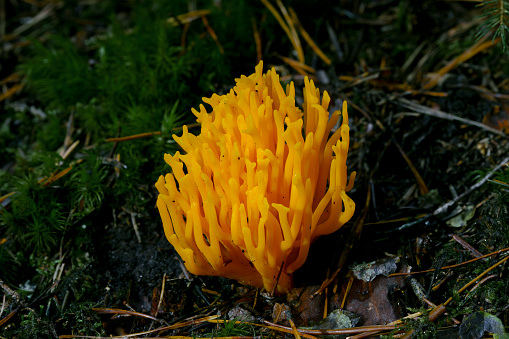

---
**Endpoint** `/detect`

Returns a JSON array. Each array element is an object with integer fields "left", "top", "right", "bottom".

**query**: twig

[
  {"left": 105, "top": 123, "right": 200, "bottom": 143},
  {"left": 92, "top": 308, "right": 162, "bottom": 322},
  {"left": 11, "top": 3, "right": 55, "bottom": 37},
  {"left": 467, "top": 274, "right": 498, "bottom": 294},
  {"left": 123, "top": 208, "right": 141, "bottom": 243},
  {"left": 0, "top": 294, "right": 5, "bottom": 318},
  {"left": 448, "top": 255, "right": 509, "bottom": 303},
  {"left": 452, "top": 234, "right": 484, "bottom": 258},
  {"left": 155, "top": 274, "right": 166, "bottom": 318},
  {"left": 167, "top": 9, "right": 211, "bottom": 26},
  {"left": 422, "top": 36, "right": 501, "bottom": 89},
  {"left": 0, "top": 310, "right": 17, "bottom": 328},
  {"left": 0, "top": 83, "right": 24, "bottom": 102},
  {"left": 390, "top": 246, "right": 509, "bottom": 277},
  {"left": 261, "top": 0, "right": 304, "bottom": 63},
  {"left": 288, "top": 7, "right": 331, "bottom": 65},
  {"left": 106, "top": 131, "right": 162, "bottom": 142},
  {"left": 395, "top": 141, "right": 429, "bottom": 195},
  {"left": 201, "top": 16, "right": 224, "bottom": 54},
  {"left": 396, "top": 155, "right": 509, "bottom": 231},
  {"left": 432, "top": 155, "right": 509, "bottom": 218},
  {"left": 275, "top": 0, "right": 303, "bottom": 63},
  {"left": 261, "top": 319, "right": 398, "bottom": 335},
  {"left": 326, "top": 21, "right": 343, "bottom": 61},
  {"left": 177, "top": 256, "right": 192, "bottom": 281},
  {"left": 289, "top": 319, "right": 302, "bottom": 339},
  {"left": 395, "top": 98, "right": 508, "bottom": 139},
  {"left": 251, "top": 17, "right": 262, "bottom": 63}
]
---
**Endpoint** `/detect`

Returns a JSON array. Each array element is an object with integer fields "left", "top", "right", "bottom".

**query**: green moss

[
  {"left": 69, "top": 152, "right": 108, "bottom": 215},
  {"left": 205, "top": 319, "right": 255, "bottom": 338},
  {"left": 59, "top": 301, "right": 105, "bottom": 336},
  {"left": 16, "top": 310, "right": 55, "bottom": 339},
  {"left": 20, "top": 36, "right": 98, "bottom": 110}
]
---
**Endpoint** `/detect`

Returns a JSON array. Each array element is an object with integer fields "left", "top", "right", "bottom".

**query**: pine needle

[{"left": 476, "top": 0, "right": 509, "bottom": 50}]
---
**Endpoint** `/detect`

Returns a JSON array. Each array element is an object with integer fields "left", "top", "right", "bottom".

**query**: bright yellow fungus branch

[{"left": 155, "top": 61, "right": 355, "bottom": 294}]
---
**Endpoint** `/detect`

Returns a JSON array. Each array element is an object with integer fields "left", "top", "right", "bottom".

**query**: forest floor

[{"left": 1, "top": 1, "right": 509, "bottom": 338}]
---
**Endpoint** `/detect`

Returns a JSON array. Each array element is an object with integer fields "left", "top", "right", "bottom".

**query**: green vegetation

[
  {"left": 476, "top": 0, "right": 509, "bottom": 51},
  {"left": 205, "top": 320, "right": 255, "bottom": 338}
]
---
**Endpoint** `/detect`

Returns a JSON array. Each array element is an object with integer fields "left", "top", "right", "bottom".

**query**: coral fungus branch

[{"left": 156, "top": 61, "right": 355, "bottom": 294}]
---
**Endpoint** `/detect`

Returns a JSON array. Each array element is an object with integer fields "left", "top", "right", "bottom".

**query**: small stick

[
  {"left": 452, "top": 234, "right": 484, "bottom": 258},
  {"left": 396, "top": 156, "right": 509, "bottom": 231},
  {"left": 155, "top": 274, "right": 166, "bottom": 318}
]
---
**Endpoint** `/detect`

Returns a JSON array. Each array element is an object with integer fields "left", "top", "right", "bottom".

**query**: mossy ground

[{"left": 1, "top": 0, "right": 509, "bottom": 337}]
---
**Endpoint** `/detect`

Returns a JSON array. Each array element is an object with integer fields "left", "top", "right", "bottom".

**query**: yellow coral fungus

[{"left": 155, "top": 61, "right": 355, "bottom": 294}]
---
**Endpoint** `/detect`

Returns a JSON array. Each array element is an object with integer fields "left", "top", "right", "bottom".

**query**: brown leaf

[{"left": 330, "top": 275, "right": 406, "bottom": 326}]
